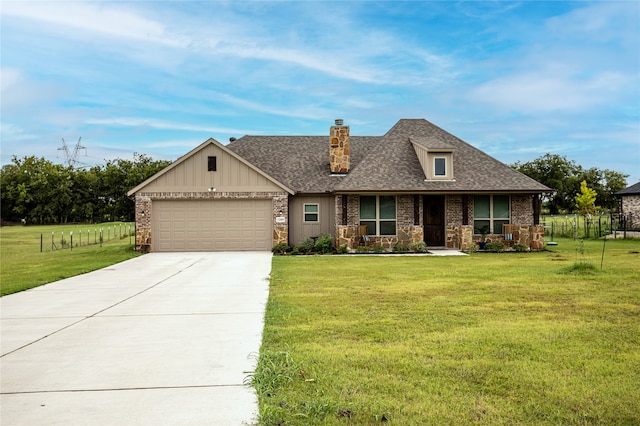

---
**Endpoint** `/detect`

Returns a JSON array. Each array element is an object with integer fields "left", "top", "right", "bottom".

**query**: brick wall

[{"left": 511, "top": 195, "right": 533, "bottom": 225}]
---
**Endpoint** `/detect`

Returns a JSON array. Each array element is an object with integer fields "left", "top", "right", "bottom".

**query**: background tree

[
  {"left": 512, "top": 154, "right": 627, "bottom": 214},
  {"left": 1, "top": 154, "right": 170, "bottom": 224}
]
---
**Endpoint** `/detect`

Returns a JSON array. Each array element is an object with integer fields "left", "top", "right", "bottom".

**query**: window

[
  {"left": 303, "top": 204, "right": 319, "bottom": 223},
  {"left": 434, "top": 157, "right": 446, "bottom": 176},
  {"left": 207, "top": 156, "right": 217, "bottom": 171},
  {"left": 360, "top": 195, "right": 396, "bottom": 235},
  {"left": 473, "top": 195, "right": 510, "bottom": 234}
]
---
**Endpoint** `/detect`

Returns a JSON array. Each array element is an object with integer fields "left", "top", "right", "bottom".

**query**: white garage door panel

[{"left": 153, "top": 200, "right": 272, "bottom": 252}]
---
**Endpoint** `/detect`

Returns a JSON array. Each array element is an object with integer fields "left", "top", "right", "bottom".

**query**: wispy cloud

[
  {"left": 84, "top": 117, "right": 256, "bottom": 135},
  {"left": 1, "top": 1, "right": 186, "bottom": 47}
]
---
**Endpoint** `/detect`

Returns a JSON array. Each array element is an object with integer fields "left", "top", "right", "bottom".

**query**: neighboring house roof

[
  {"left": 615, "top": 182, "right": 640, "bottom": 196},
  {"left": 127, "top": 138, "right": 294, "bottom": 196},
  {"left": 228, "top": 118, "right": 551, "bottom": 194}
]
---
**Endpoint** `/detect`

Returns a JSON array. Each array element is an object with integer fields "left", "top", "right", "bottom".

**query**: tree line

[
  {"left": 1, "top": 154, "right": 171, "bottom": 224},
  {"left": 511, "top": 153, "right": 628, "bottom": 215},
  {"left": 0, "top": 152, "right": 629, "bottom": 225}
]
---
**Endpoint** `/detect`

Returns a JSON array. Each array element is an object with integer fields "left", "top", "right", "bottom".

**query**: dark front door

[{"left": 423, "top": 195, "right": 445, "bottom": 246}]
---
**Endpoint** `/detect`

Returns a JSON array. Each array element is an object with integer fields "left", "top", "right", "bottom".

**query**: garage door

[{"left": 153, "top": 199, "right": 272, "bottom": 252}]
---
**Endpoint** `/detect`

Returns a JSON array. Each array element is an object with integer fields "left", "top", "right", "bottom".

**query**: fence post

[
  {"left": 41, "top": 233, "right": 43, "bottom": 253},
  {"left": 70, "top": 232, "right": 73, "bottom": 251},
  {"left": 52, "top": 232, "right": 54, "bottom": 250}
]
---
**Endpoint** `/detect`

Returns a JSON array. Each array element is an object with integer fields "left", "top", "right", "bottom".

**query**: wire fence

[
  {"left": 542, "top": 214, "right": 633, "bottom": 240},
  {"left": 41, "top": 223, "right": 135, "bottom": 252}
]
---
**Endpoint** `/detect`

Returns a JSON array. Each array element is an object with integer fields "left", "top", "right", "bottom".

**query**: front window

[
  {"left": 303, "top": 204, "right": 319, "bottom": 223},
  {"left": 473, "top": 195, "right": 510, "bottom": 234},
  {"left": 360, "top": 195, "right": 396, "bottom": 235}
]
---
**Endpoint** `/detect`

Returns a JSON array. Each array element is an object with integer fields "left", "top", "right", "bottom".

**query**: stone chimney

[{"left": 330, "top": 119, "right": 350, "bottom": 173}]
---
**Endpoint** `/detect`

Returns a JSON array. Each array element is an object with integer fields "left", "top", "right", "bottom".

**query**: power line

[{"left": 57, "top": 137, "right": 86, "bottom": 167}]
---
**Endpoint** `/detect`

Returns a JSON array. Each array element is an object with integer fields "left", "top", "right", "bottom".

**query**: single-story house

[
  {"left": 615, "top": 182, "right": 640, "bottom": 230},
  {"left": 128, "top": 118, "right": 550, "bottom": 252}
]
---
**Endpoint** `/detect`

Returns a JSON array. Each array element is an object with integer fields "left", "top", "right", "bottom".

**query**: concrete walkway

[{"left": 1, "top": 252, "right": 272, "bottom": 426}]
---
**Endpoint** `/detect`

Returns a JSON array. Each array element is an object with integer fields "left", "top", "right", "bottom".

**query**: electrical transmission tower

[{"left": 57, "top": 137, "right": 86, "bottom": 167}]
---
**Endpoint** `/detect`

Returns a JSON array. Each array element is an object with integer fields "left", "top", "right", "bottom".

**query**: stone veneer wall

[
  {"left": 621, "top": 194, "right": 640, "bottom": 229},
  {"left": 329, "top": 124, "right": 350, "bottom": 174},
  {"left": 133, "top": 191, "right": 289, "bottom": 251},
  {"left": 447, "top": 224, "right": 544, "bottom": 251}
]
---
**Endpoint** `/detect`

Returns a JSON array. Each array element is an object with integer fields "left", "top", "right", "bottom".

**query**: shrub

[
  {"left": 355, "top": 245, "right": 372, "bottom": 253},
  {"left": 485, "top": 241, "right": 506, "bottom": 252},
  {"left": 296, "top": 238, "right": 315, "bottom": 255},
  {"left": 514, "top": 243, "right": 529, "bottom": 252},
  {"left": 336, "top": 245, "right": 349, "bottom": 254},
  {"left": 272, "top": 243, "right": 291, "bottom": 255},
  {"left": 314, "top": 234, "right": 334, "bottom": 254},
  {"left": 373, "top": 244, "right": 387, "bottom": 253},
  {"left": 393, "top": 243, "right": 409, "bottom": 253},
  {"left": 409, "top": 241, "right": 428, "bottom": 253}
]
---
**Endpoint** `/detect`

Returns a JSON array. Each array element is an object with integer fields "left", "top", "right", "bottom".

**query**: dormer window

[
  {"left": 427, "top": 152, "right": 453, "bottom": 180},
  {"left": 409, "top": 137, "right": 455, "bottom": 180},
  {"left": 434, "top": 157, "right": 446, "bottom": 176}
]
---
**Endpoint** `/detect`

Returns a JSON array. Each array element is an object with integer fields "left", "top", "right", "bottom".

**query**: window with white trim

[
  {"left": 473, "top": 195, "right": 510, "bottom": 234},
  {"left": 359, "top": 195, "right": 396, "bottom": 235},
  {"left": 303, "top": 204, "right": 319, "bottom": 223}
]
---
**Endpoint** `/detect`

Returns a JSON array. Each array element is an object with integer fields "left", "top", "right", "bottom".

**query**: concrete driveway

[{"left": 1, "top": 252, "right": 272, "bottom": 426}]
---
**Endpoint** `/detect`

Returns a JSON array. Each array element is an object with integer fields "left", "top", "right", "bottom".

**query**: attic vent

[{"left": 229, "top": 137, "right": 236, "bottom": 142}]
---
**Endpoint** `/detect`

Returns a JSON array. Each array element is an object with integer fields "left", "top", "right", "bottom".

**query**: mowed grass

[
  {"left": 0, "top": 223, "right": 140, "bottom": 296},
  {"left": 252, "top": 238, "right": 640, "bottom": 425}
]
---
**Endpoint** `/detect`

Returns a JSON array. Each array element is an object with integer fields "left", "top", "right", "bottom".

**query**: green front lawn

[
  {"left": 251, "top": 238, "right": 640, "bottom": 425},
  {"left": 0, "top": 223, "right": 140, "bottom": 296}
]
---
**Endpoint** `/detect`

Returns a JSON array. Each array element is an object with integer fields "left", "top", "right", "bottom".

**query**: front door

[{"left": 423, "top": 195, "right": 445, "bottom": 246}]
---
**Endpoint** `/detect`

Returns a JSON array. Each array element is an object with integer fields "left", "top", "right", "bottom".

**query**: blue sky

[{"left": 1, "top": 1, "right": 639, "bottom": 184}]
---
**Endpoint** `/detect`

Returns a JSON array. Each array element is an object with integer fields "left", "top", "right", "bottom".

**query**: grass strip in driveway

[{"left": 250, "top": 238, "right": 640, "bottom": 425}]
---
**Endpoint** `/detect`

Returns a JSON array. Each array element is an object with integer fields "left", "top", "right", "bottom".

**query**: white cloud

[
  {"left": 84, "top": 117, "right": 256, "bottom": 135},
  {"left": 1, "top": 1, "right": 187, "bottom": 47}
]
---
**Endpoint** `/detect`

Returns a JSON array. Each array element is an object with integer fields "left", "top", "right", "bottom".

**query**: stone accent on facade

[
  {"left": 329, "top": 122, "right": 350, "bottom": 173},
  {"left": 274, "top": 225, "right": 288, "bottom": 246},
  {"left": 447, "top": 224, "right": 544, "bottom": 251},
  {"left": 621, "top": 194, "right": 640, "bottom": 229},
  {"left": 446, "top": 225, "right": 473, "bottom": 251},
  {"left": 335, "top": 225, "right": 359, "bottom": 249},
  {"left": 133, "top": 191, "right": 289, "bottom": 251}
]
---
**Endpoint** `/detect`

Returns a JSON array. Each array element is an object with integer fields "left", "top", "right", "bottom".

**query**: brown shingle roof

[{"left": 227, "top": 119, "right": 550, "bottom": 194}]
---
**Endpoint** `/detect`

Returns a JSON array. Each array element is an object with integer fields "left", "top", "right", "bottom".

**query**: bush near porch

[{"left": 250, "top": 237, "right": 640, "bottom": 425}]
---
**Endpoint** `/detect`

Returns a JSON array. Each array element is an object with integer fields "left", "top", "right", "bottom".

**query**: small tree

[{"left": 575, "top": 180, "right": 597, "bottom": 237}]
